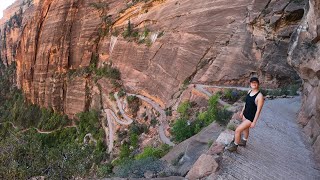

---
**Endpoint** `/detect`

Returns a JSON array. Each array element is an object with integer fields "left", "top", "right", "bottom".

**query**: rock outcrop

[
  {"left": 288, "top": 0, "right": 320, "bottom": 165},
  {"left": 0, "top": 0, "right": 303, "bottom": 118}
]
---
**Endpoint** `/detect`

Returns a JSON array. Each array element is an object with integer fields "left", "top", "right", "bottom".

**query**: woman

[{"left": 226, "top": 77, "right": 264, "bottom": 152}]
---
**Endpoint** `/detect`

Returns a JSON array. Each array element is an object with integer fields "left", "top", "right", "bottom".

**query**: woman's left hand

[{"left": 250, "top": 122, "right": 256, "bottom": 128}]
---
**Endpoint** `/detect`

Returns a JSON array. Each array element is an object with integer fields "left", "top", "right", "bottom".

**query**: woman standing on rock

[{"left": 226, "top": 77, "right": 264, "bottom": 152}]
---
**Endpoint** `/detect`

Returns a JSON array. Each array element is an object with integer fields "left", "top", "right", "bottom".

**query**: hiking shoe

[
  {"left": 238, "top": 138, "right": 247, "bottom": 146},
  {"left": 225, "top": 141, "right": 238, "bottom": 152}
]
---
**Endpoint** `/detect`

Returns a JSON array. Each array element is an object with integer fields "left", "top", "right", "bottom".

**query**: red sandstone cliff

[
  {"left": 288, "top": 0, "right": 320, "bottom": 164},
  {"left": 0, "top": 0, "right": 303, "bottom": 118}
]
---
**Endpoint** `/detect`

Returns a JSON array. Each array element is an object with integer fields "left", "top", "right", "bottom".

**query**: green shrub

[
  {"left": 221, "top": 89, "right": 245, "bottom": 103},
  {"left": 135, "top": 144, "right": 170, "bottom": 160},
  {"left": 95, "top": 64, "right": 121, "bottom": 80},
  {"left": 0, "top": 122, "right": 14, "bottom": 139},
  {"left": 223, "top": 89, "right": 233, "bottom": 101},
  {"left": 197, "top": 111, "right": 209, "bottom": 126},
  {"left": 130, "top": 133, "right": 139, "bottom": 149},
  {"left": 97, "top": 163, "right": 113, "bottom": 178},
  {"left": 207, "top": 140, "right": 213, "bottom": 148},
  {"left": 193, "top": 122, "right": 203, "bottom": 134},
  {"left": 287, "top": 84, "right": 300, "bottom": 96},
  {"left": 123, "top": 20, "right": 133, "bottom": 38},
  {"left": 132, "top": 31, "right": 139, "bottom": 38},
  {"left": 194, "top": 93, "right": 234, "bottom": 127},
  {"left": 38, "top": 109, "right": 70, "bottom": 131},
  {"left": 207, "top": 94, "right": 219, "bottom": 119},
  {"left": 119, "top": 143, "right": 132, "bottom": 160},
  {"left": 182, "top": 77, "right": 191, "bottom": 89},
  {"left": 172, "top": 95, "right": 221, "bottom": 142},
  {"left": 177, "top": 101, "right": 191, "bottom": 118},
  {"left": 142, "top": 27, "right": 150, "bottom": 37},
  {"left": 129, "top": 123, "right": 148, "bottom": 136},
  {"left": 261, "top": 84, "right": 300, "bottom": 97},
  {"left": 76, "top": 110, "right": 103, "bottom": 142},
  {"left": 113, "top": 157, "right": 164, "bottom": 178},
  {"left": 171, "top": 118, "right": 193, "bottom": 142},
  {"left": 89, "top": 53, "right": 99, "bottom": 71},
  {"left": 216, "top": 108, "right": 232, "bottom": 125},
  {"left": 150, "top": 117, "right": 157, "bottom": 127},
  {"left": 118, "top": 88, "right": 126, "bottom": 97},
  {"left": 34, "top": 127, "right": 78, "bottom": 148}
]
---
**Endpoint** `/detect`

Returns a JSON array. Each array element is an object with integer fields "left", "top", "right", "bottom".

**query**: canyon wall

[
  {"left": 288, "top": 0, "right": 320, "bottom": 164},
  {"left": 0, "top": 0, "right": 303, "bottom": 118}
]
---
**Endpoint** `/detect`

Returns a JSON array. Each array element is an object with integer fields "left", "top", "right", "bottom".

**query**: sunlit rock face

[{"left": 0, "top": 0, "right": 303, "bottom": 117}]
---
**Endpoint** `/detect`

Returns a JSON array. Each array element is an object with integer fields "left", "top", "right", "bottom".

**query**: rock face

[
  {"left": 288, "top": 0, "right": 320, "bottom": 165},
  {"left": 0, "top": 0, "right": 303, "bottom": 118}
]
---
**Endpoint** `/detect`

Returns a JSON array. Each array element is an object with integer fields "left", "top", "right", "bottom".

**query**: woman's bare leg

[
  {"left": 243, "top": 127, "right": 249, "bottom": 140},
  {"left": 234, "top": 120, "right": 252, "bottom": 144},
  {"left": 241, "top": 116, "right": 250, "bottom": 140}
]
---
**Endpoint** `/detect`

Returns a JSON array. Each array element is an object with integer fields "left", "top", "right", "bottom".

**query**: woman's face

[{"left": 250, "top": 81, "right": 259, "bottom": 89}]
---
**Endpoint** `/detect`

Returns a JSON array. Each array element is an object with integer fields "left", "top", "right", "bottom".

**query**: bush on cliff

[{"left": 172, "top": 94, "right": 232, "bottom": 143}]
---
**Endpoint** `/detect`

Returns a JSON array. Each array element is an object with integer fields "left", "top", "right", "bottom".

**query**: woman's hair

[{"left": 250, "top": 77, "right": 259, "bottom": 84}]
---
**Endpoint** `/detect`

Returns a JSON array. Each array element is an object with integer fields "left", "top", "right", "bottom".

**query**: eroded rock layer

[{"left": 0, "top": 0, "right": 303, "bottom": 116}]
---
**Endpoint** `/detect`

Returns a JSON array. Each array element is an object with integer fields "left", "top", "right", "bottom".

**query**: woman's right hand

[{"left": 239, "top": 112, "right": 243, "bottom": 119}]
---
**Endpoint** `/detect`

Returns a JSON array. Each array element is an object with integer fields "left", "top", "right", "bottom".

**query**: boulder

[
  {"left": 215, "top": 130, "right": 235, "bottom": 146},
  {"left": 207, "top": 142, "right": 225, "bottom": 155},
  {"left": 185, "top": 154, "right": 219, "bottom": 180}
]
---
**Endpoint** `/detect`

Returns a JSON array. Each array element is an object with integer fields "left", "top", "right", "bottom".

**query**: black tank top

[{"left": 243, "top": 90, "right": 260, "bottom": 122}]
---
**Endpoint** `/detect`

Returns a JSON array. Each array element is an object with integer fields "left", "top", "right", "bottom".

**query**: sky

[{"left": 0, "top": 0, "right": 16, "bottom": 18}]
